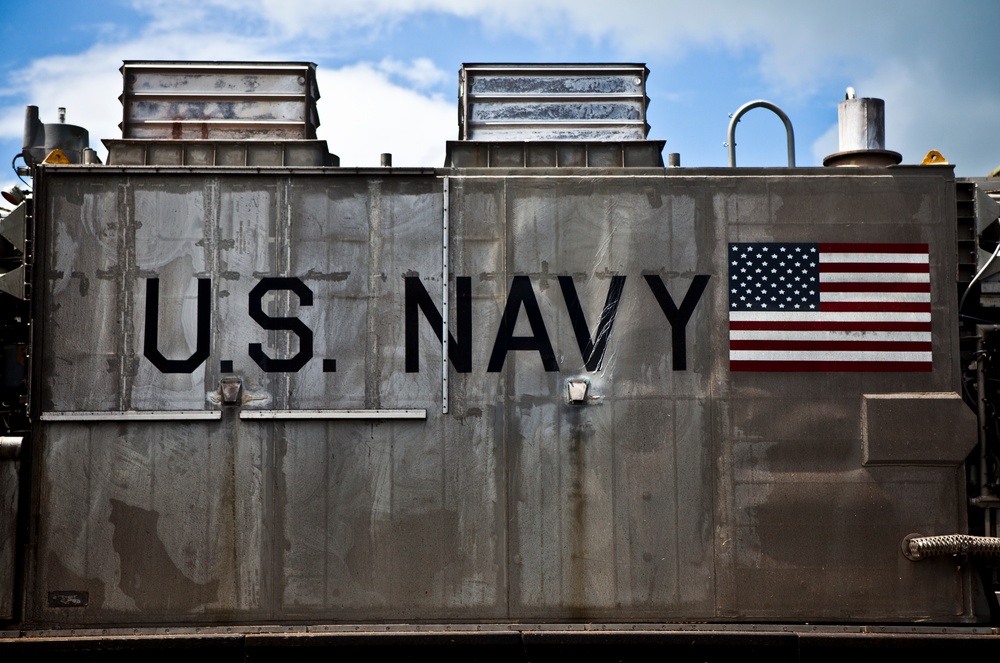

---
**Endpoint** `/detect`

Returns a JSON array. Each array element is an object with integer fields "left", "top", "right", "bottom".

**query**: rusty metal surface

[
  {"left": 26, "top": 165, "right": 973, "bottom": 626},
  {"left": 838, "top": 97, "right": 888, "bottom": 152},
  {"left": 120, "top": 62, "right": 320, "bottom": 140},
  {"left": 103, "top": 139, "right": 333, "bottom": 167},
  {"left": 0, "top": 457, "right": 15, "bottom": 619},
  {"left": 862, "top": 393, "right": 977, "bottom": 465},
  {"left": 459, "top": 64, "right": 650, "bottom": 141},
  {"left": 5, "top": 625, "right": 1000, "bottom": 660},
  {"left": 444, "top": 141, "right": 664, "bottom": 168}
]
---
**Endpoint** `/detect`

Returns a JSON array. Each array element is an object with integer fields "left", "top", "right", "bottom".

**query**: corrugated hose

[{"left": 903, "top": 534, "right": 1000, "bottom": 561}]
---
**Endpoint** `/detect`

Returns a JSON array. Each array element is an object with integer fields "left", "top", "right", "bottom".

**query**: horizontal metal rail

[
  {"left": 40, "top": 411, "right": 222, "bottom": 421},
  {"left": 239, "top": 409, "right": 427, "bottom": 420}
]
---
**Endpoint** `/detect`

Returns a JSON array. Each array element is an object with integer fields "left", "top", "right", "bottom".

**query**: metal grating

[
  {"left": 444, "top": 140, "right": 664, "bottom": 168},
  {"left": 102, "top": 139, "right": 335, "bottom": 166},
  {"left": 957, "top": 181, "right": 978, "bottom": 285}
]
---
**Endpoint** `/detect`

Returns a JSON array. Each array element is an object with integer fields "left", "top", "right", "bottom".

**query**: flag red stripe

[
  {"left": 820, "top": 302, "right": 931, "bottom": 312},
  {"left": 729, "top": 320, "right": 931, "bottom": 332},
  {"left": 819, "top": 262, "right": 929, "bottom": 273},
  {"left": 818, "top": 243, "right": 929, "bottom": 253},
  {"left": 730, "top": 360, "right": 932, "bottom": 373},
  {"left": 729, "top": 340, "right": 932, "bottom": 352},
  {"left": 820, "top": 282, "right": 930, "bottom": 293}
]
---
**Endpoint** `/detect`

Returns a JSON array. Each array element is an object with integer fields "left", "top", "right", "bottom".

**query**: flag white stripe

[
  {"left": 730, "top": 311, "right": 931, "bottom": 322},
  {"left": 820, "top": 292, "right": 930, "bottom": 303},
  {"left": 729, "top": 350, "right": 932, "bottom": 362},
  {"left": 819, "top": 272, "right": 930, "bottom": 283},
  {"left": 820, "top": 253, "right": 929, "bottom": 264},
  {"left": 730, "top": 330, "right": 932, "bottom": 342}
]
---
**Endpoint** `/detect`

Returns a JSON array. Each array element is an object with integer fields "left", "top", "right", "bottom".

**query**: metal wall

[
  {"left": 0, "top": 455, "right": 15, "bottom": 620},
  {"left": 25, "top": 165, "right": 976, "bottom": 625}
]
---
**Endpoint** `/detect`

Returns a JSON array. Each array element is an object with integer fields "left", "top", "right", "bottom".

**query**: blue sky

[{"left": 2, "top": 0, "right": 998, "bottom": 177}]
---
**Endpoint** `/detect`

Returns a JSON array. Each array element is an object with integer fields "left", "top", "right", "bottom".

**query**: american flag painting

[{"left": 728, "top": 242, "right": 932, "bottom": 372}]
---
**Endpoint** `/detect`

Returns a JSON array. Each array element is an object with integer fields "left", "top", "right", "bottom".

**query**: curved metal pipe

[
  {"left": 727, "top": 100, "right": 796, "bottom": 167},
  {"left": 0, "top": 436, "right": 21, "bottom": 460},
  {"left": 902, "top": 533, "right": 1000, "bottom": 561}
]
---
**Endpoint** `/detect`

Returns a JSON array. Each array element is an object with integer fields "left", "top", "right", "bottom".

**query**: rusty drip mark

[
  {"left": 48, "top": 591, "right": 89, "bottom": 608},
  {"left": 569, "top": 420, "right": 588, "bottom": 617},
  {"left": 365, "top": 180, "right": 384, "bottom": 409},
  {"left": 70, "top": 271, "right": 90, "bottom": 297}
]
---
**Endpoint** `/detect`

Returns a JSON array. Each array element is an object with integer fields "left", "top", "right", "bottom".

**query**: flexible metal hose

[{"left": 903, "top": 534, "right": 1000, "bottom": 561}]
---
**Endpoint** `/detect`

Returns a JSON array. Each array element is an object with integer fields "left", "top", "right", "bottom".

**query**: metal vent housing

[
  {"left": 120, "top": 61, "right": 320, "bottom": 141},
  {"left": 458, "top": 63, "right": 651, "bottom": 142}
]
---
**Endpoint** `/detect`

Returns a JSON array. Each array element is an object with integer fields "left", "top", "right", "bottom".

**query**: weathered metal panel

[
  {"left": 863, "top": 393, "right": 978, "bottom": 465},
  {"left": 444, "top": 141, "right": 665, "bottom": 168},
  {"left": 28, "top": 165, "right": 974, "bottom": 626},
  {"left": 459, "top": 64, "right": 650, "bottom": 141},
  {"left": 32, "top": 171, "right": 505, "bottom": 623},
  {"left": 120, "top": 62, "right": 320, "bottom": 140},
  {"left": 711, "top": 172, "right": 967, "bottom": 620},
  {"left": 0, "top": 456, "right": 15, "bottom": 619},
  {"left": 474, "top": 176, "right": 716, "bottom": 618},
  {"left": 34, "top": 420, "right": 269, "bottom": 618},
  {"left": 103, "top": 139, "right": 332, "bottom": 167}
]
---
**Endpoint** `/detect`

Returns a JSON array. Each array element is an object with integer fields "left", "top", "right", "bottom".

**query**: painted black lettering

[
  {"left": 644, "top": 274, "right": 711, "bottom": 371},
  {"left": 404, "top": 276, "right": 472, "bottom": 373},
  {"left": 248, "top": 277, "right": 314, "bottom": 372},
  {"left": 143, "top": 278, "right": 211, "bottom": 374},
  {"left": 558, "top": 275, "right": 626, "bottom": 372},
  {"left": 487, "top": 276, "right": 558, "bottom": 373}
]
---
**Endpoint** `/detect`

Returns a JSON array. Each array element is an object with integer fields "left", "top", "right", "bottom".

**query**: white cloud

[
  {"left": 0, "top": 48, "right": 131, "bottom": 160},
  {"left": 0, "top": 27, "right": 454, "bottom": 168},
  {"left": 377, "top": 58, "right": 449, "bottom": 90},
  {"left": 3, "top": 0, "right": 997, "bottom": 175},
  {"left": 0, "top": 26, "right": 292, "bottom": 160},
  {"left": 116, "top": 0, "right": 999, "bottom": 105},
  {"left": 810, "top": 123, "right": 838, "bottom": 166},
  {"left": 317, "top": 64, "right": 453, "bottom": 167},
  {"left": 128, "top": 0, "right": 484, "bottom": 41}
]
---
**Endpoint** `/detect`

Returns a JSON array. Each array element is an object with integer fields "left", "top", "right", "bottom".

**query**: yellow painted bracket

[
  {"left": 921, "top": 149, "right": 948, "bottom": 165},
  {"left": 43, "top": 149, "right": 70, "bottom": 164}
]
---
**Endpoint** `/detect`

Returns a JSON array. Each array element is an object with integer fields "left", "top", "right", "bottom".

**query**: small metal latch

[
  {"left": 566, "top": 377, "right": 590, "bottom": 404},
  {"left": 219, "top": 377, "right": 242, "bottom": 406}
]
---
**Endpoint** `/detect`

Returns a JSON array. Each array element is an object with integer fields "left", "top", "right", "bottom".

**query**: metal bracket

[
  {"left": 566, "top": 377, "right": 590, "bottom": 404},
  {"left": 219, "top": 377, "right": 243, "bottom": 406}
]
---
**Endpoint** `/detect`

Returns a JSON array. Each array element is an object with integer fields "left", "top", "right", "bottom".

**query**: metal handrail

[{"left": 727, "top": 100, "right": 795, "bottom": 167}]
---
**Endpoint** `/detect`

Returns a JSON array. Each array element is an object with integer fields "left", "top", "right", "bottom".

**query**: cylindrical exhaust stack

[
  {"left": 21, "top": 105, "right": 92, "bottom": 166},
  {"left": 823, "top": 89, "right": 902, "bottom": 167},
  {"left": 839, "top": 94, "right": 886, "bottom": 151}
]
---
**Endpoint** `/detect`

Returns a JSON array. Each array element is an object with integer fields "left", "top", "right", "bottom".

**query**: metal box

[
  {"left": 120, "top": 61, "right": 320, "bottom": 140},
  {"left": 458, "top": 63, "right": 651, "bottom": 141}
]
